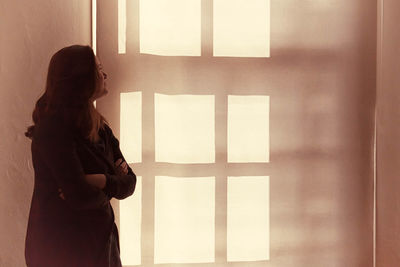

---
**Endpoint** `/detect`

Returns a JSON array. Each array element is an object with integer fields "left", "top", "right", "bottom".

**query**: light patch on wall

[
  {"left": 139, "top": 0, "right": 201, "bottom": 56},
  {"left": 227, "top": 176, "right": 270, "bottom": 261},
  {"left": 228, "top": 95, "right": 270, "bottom": 162},
  {"left": 120, "top": 176, "right": 142, "bottom": 266},
  {"left": 154, "top": 93, "right": 215, "bottom": 163},
  {"left": 154, "top": 176, "right": 215, "bottom": 264},
  {"left": 120, "top": 92, "right": 142, "bottom": 163},
  {"left": 92, "top": 0, "right": 97, "bottom": 55},
  {"left": 92, "top": 0, "right": 96, "bottom": 106},
  {"left": 118, "top": 0, "right": 126, "bottom": 54},
  {"left": 213, "top": 0, "right": 270, "bottom": 57}
]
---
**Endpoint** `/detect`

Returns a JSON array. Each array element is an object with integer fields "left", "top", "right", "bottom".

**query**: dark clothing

[{"left": 25, "top": 115, "right": 136, "bottom": 267}]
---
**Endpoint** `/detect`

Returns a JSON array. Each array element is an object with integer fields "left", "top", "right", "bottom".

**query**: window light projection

[
  {"left": 120, "top": 176, "right": 142, "bottom": 266},
  {"left": 120, "top": 92, "right": 142, "bottom": 163},
  {"left": 139, "top": 0, "right": 201, "bottom": 56},
  {"left": 118, "top": 0, "right": 126, "bottom": 54},
  {"left": 92, "top": 0, "right": 97, "bottom": 55},
  {"left": 228, "top": 95, "right": 270, "bottom": 162},
  {"left": 154, "top": 176, "right": 215, "bottom": 264},
  {"left": 154, "top": 93, "right": 215, "bottom": 163},
  {"left": 227, "top": 176, "right": 270, "bottom": 262},
  {"left": 213, "top": 0, "right": 270, "bottom": 57}
]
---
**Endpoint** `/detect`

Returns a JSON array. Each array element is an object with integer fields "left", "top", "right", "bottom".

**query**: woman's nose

[{"left": 102, "top": 72, "right": 107, "bottom": 80}]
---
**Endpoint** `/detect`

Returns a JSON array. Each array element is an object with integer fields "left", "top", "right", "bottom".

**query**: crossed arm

[
  {"left": 86, "top": 158, "right": 129, "bottom": 189},
  {"left": 60, "top": 159, "right": 129, "bottom": 199},
  {"left": 36, "top": 120, "right": 136, "bottom": 210}
]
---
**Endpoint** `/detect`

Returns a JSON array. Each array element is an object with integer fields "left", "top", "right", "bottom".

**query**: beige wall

[
  {"left": 3, "top": 0, "right": 397, "bottom": 266},
  {"left": 377, "top": 0, "right": 400, "bottom": 266},
  {"left": 97, "top": 1, "right": 376, "bottom": 266},
  {"left": 0, "top": 1, "right": 91, "bottom": 266}
]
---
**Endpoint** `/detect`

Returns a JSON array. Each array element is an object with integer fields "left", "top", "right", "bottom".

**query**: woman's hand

[
  {"left": 58, "top": 188, "right": 65, "bottom": 200},
  {"left": 115, "top": 158, "right": 128, "bottom": 175}
]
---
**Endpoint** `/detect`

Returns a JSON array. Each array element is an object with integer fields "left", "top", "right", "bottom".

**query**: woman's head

[
  {"left": 25, "top": 45, "right": 109, "bottom": 142},
  {"left": 46, "top": 45, "right": 107, "bottom": 106}
]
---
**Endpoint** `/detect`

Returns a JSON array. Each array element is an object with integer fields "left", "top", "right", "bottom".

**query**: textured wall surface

[
  {"left": 377, "top": 0, "right": 400, "bottom": 266},
  {"left": 0, "top": 1, "right": 91, "bottom": 266},
  {"left": 97, "top": 1, "right": 376, "bottom": 266}
]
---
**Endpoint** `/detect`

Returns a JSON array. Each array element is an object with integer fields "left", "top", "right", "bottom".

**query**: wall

[
  {"left": 0, "top": 0, "right": 388, "bottom": 266},
  {"left": 0, "top": 1, "right": 91, "bottom": 266},
  {"left": 97, "top": 0, "right": 376, "bottom": 266},
  {"left": 377, "top": 0, "right": 400, "bottom": 266}
]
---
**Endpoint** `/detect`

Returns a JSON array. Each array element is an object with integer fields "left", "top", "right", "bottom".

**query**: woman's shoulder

[
  {"left": 101, "top": 123, "right": 120, "bottom": 144},
  {"left": 102, "top": 122, "right": 114, "bottom": 136}
]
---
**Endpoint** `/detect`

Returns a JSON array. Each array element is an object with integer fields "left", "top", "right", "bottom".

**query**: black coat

[{"left": 25, "top": 115, "right": 137, "bottom": 267}]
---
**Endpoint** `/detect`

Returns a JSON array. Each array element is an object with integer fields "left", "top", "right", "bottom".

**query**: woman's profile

[{"left": 24, "top": 45, "right": 136, "bottom": 267}]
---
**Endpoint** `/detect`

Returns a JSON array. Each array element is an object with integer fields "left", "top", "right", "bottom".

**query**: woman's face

[{"left": 91, "top": 56, "right": 108, "bottom": 100}]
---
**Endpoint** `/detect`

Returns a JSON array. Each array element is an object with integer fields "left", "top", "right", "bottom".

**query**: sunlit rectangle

[
  {"left": 228, "top": 95, "right": 270, "bottom": 162},
  {"left": 154, "top": 176, "right": 215, "bottom": 263},
  {"left": 214, "top": 0, "right": 270, "bottom": 57},
  {"left": 227, "top": 176, "right": 270, "bottom": 261},
  {"left": 92, "top": 0, "right": 97, "bottom": 55},
  {"left": 120, "top": 176, "right": 142, "bottom": 266},
  {"left": 120, "top": 92, "right": 142, "bottom": 163},
  {"left": 154, "top": 93, "right": 215, "bottom": 163},
  {"left": 139, "top": 0, "right": 201, "bottom": 56},
  {"left": 118, "top": 0, "right": 126, "bottom": 54}
]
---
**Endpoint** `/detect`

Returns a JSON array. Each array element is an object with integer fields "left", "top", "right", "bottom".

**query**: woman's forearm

[
  {"left": 83, "top": 159, "right": 128, "bottom": 191},
  {"left": 85, "top": 174, "right": 106, "bottom": 189}
]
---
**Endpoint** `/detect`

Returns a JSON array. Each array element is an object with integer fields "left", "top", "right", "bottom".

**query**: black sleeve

[
  {"left": 102, "top": 124, "right": 137, "bottom": 200},
  {"left": 35, "top": 119, "right": 109, "bottom": 211}
]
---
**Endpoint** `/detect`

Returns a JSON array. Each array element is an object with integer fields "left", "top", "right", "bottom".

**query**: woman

[{"left": 24, "top": 45, "right": 137, "bottom": 267}]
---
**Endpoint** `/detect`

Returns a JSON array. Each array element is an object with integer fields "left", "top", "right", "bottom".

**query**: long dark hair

[{"left": 25, "top": 45, "right": 108, "bottom": 143}]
